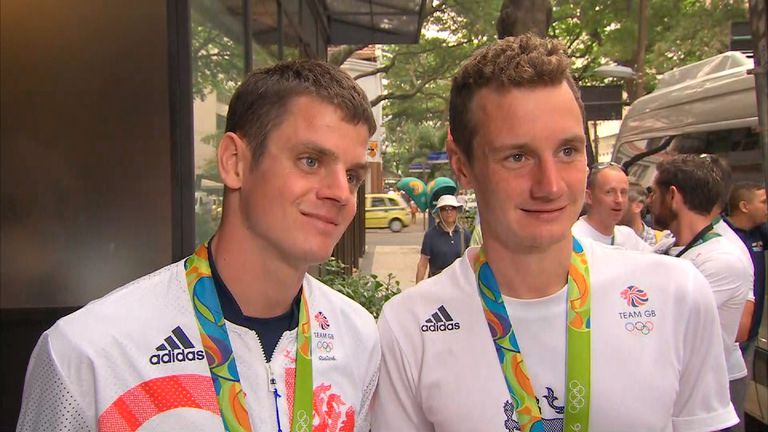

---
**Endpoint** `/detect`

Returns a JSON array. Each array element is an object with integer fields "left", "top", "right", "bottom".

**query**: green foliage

[
  {"left": 318, "top": 258, "right": 401, "bottom": 318},
  {"left": 381, "top": 0, "right": 747, "bottom": 169},
  {"left": 550, "top": 0, "right": 748, "bottom": 91}
]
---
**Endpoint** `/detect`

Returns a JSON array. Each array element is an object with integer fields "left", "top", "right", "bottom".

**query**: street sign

[
  {"left": 427, "top": 151, "right": 449, "bottom": 164},
  {"left": 408, "top": 162, "right": 430, "bottom": 173}
]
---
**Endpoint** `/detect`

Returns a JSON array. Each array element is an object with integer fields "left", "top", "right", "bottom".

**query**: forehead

[
  {"left": 469, "top": 83, "right": 583, "bottom": 149},
  {"left": 594, "top": 168, "right": 628, "bottom": 187}
]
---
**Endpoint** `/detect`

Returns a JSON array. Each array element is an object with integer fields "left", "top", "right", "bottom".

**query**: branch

[
  {"left": 328, "top": 44, "right": 368, "bottom": 67},
  {"left": 370, "top": 73, "right": 444, "bottom": 107}
]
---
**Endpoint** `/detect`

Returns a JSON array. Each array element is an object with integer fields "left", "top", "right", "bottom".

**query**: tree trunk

[
  {"left": 629, "top": 0, "right": 649, "bottom": 103},
  {"left": 496, "top": 0, "right": 553, "bottom": 39}
]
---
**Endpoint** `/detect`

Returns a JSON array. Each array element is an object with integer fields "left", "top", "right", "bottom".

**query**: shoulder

[
  {"left": 582, "top": 238, "right": 708, "bottom": 300},
  {"left": 40, "top": 260, "right": 191, "bottom": 373},
  {"left": 51, "top": 261, "right": 187, "bottom": 341},
  {"left": 379, "top": 253, "right": 476, "bottom": 334},
  {"left": 304, "top": 275, "right": 378, "bottom": 340}
]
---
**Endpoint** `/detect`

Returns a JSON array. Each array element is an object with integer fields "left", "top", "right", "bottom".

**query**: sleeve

[
  {"left": 420, "top": 230, "right": 431, "bottom": 257},
  {"left": 697, "top": 253, "right": 750, "bottom": 309},
  {"left": 355, "top": 323, "right": 382, "bottom": 432},
  {"left": 371, "top": 308, "right": 433, "bottom": 432},
  {"left": 671, "top": 267, "right": 738, "bottom": 431},
  {"left": 16, "top": 332, "right": 95, "bottom": 432}
]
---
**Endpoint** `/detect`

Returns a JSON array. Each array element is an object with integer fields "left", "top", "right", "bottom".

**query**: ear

[
  {"left": 738, "top": 200, "right": 749, "bottom": 214},
  {"left": 667, "top": 186, "right": 680, "bottom": 209},
  {"left": 217, "top": 132, "right": 248, "bottom": 190},
  {"left": 447, "top": 134, "right": 474, "bottom": 189},
  {"left": 632, "top": 201, "right": 644, "bottom": 213},
  {"left": 585, "top": 189, "right": 593, "bottom": 206}
]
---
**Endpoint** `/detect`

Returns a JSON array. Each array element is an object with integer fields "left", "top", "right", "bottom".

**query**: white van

[
  {"left": 613, "top": 51, "right": 761, "bottom": 185},
  {"left": 612, "top": 51, "right": 767, "bottom": 426}
]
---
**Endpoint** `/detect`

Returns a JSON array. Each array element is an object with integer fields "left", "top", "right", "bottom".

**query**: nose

[
  {"left": 531, "top": 156, "right": 564, "bottom": 200},
  {"left": 318, "top": 167, "right": 352, "bottom": 204}
]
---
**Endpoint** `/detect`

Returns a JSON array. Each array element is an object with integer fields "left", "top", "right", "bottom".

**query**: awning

[{"left": 326, "top": 0, "right": 427, "bottom": 44}]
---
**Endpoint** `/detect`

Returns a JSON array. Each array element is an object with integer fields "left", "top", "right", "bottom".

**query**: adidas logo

[
  {"left": 148, "top": 326, "right": 205, "bottom": 365},
  {"left": 420, "top": 305, "right": 461, "bottom": 332}
]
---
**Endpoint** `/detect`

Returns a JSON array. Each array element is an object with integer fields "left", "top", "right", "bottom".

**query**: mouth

[
  {"left": 301, "top": 211, "right": 340, "bottom": 227},
  {"left": 521, "top": 205, "right": 568, "bottom": 217}
]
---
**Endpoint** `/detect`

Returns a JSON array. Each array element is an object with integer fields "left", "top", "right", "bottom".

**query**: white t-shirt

[
  {"left": 17, "top": 260, "right": 380, "bottom": 432},
  {"left": 669, "top": 236, "right": 752, "bottom": 380},
  {"left": 715, "top": 219, "right": 755, "bottom": 302},
  {"left": 373, "top": 240, "right": 736, "bottom": 432},
  {"left": 571, "top": 217, "right": 652, "bottom": 252}
]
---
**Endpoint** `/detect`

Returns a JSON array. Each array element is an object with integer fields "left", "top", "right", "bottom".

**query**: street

[{"left": 359, "top": 213, "right": 428, "bottom": 290}]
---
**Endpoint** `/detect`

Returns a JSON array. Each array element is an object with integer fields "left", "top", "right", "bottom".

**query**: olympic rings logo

[
  {"left": 624, "top": 321, "right": 654, "bottom": 335},
  {"left": 294, "top": 410, "right": 311, "bottom": 432},
  {"left": 316, "top": 340, "right": 334, "bottom": 353},
  {"left": 567, "top": 380, "right": 586, "bottom": 413}
]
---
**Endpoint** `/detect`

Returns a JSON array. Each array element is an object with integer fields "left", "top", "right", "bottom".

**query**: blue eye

[{"left": 303, "top": 157, "right": 318, "bottom": 168}]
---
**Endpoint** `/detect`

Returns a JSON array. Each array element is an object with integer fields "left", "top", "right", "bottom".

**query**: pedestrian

[
  {"left": 373, "top": 34, "right": 736, "bottom": 431},
  {"left": 17, "top": 60, "right": 381, "bottom": 431},
  {"left": 648, "top": 154, "right": 752, "bottom": 431},
  {"left": 410, "top": 198, "right": 418, "bottom": 225},
  {"left": 415, "top": 194, "right": 471, "bottom": 282},
  {"left": 725, "top": 182, "right": 767, "bottom": 405},
  {"left": 619, "top": 183, "right": 666, "bottom": 246},
  {"left": 571, "top": 163, "right": 651, "bottom": 251}
]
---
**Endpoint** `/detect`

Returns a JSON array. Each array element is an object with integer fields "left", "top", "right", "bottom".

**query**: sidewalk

[
  {"left": 358, "top": 214, "right": 426, "bottom": 290},
  {"left": 369, "top": 244, "right": 420, "bottom": 289}
]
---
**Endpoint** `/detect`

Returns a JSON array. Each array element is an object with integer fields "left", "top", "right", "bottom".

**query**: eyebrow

[
  {"left": 300, "top": 142, "right": 369, "bottom": 172},
  {"left": 486, "top": 134, "right": 586, "bottom": 157}
]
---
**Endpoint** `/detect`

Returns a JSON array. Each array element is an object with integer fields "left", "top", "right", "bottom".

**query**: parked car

[{"left": 365, "top": 193, "right": 411, "bottom": 232}]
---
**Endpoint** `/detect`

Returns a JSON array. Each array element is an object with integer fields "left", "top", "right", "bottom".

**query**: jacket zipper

[{"left": 257, "top": 331, "right": 289, "bottom": 432}]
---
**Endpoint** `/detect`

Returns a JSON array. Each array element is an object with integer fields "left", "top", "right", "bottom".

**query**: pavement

[{"left": 358, "top": 213, "right": 428, "bottom": 290}]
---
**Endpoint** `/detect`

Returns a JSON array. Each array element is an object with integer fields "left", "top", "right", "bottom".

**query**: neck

[
  {"left": 210, "top": 225, "right": 305, "bottom": 318},
  {"left": 584, "top": 214, "right": 614, "bottom": 237},
  {"left": 441, "top": 221, "right": 457, "bottom": 232},
  {"left": 630, "top": 217, "right": 645, "bottom": 236},
  {"left": 480, "top": 236, "right": 571, "bottom": 299},
  {"left": 728, "top": 214, "right": 754, "bottom": 231},
  {"left": 671, "top": 211, "right": 711, "bottom": 247}
]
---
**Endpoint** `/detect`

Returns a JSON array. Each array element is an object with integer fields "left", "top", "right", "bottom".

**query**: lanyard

[
  {"left": 674, "top": 223, "right": 719, "bottom": 258},
  {"left": 185, "top": 243, "right": 313, "bottom": 432},
  {"left": 474, "top": 237, "right": 591, "bottom": 432}
]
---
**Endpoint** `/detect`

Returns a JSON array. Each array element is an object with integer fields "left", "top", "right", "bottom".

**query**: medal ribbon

[
  {"left": 674, "top": 223, "right": 720, "bottom": 258},
  {"left": 185, "top": 243, "right": 313, "bottom": 432},
  {"left": 474, "top": 237, "right": 591, "bottom": 432}
]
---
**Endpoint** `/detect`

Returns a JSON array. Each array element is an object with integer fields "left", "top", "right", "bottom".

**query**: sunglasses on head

[{"left": 589, "top": 161, "right": 626, "bottom": 174}]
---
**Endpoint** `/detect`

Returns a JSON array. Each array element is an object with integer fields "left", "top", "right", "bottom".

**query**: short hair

[
  {"left": 586, "top": 163, "right": 625, "bottom": 191},
  {"left": 628, "top": 183, "right": 648, "bottom": 204},
  {"left": 706, "top": 154, "right": 732, "bottom": 209},
  {"left": 728, "top": 181, "right": 765, "bottom": 214},
  {"left": 225, "top": 60, "right": 376, "bottom": 166},
  {"left": 654, "top": 154, "right": 724, "bottom": 216},
  {"left": 449, "top": 33, "right": 583, "bottom": 162}
]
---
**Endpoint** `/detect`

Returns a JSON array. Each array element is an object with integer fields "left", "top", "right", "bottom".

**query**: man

[
  {"left": 648, "top": 154, "right": 752, "bottom": 431},
  {"left": 373, "top": 35, "right": 736, "bottom": 431},
  {"left": 726, "top": 182, "right": 767, "bottom": 376},
  {"left": 571, "top": 163, "right": 652, "bottom": 251},
  {"left": 416, "top": 194, "right": 471, "bottom": 282},
  {"left": 619, "top": 183, "right": 665, "bottom": 246},
  {"left": 18, "top": 61, "right": 381, "bottom": 431}
]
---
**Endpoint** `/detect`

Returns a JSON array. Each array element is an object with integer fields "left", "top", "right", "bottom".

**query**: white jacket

[{"left": 17, "top": 259, "right": 380, "bottom": 432}]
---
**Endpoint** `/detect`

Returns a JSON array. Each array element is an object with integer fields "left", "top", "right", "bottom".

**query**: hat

[{"left": 432, "top": 195, "right": 462, "bottom": 214}]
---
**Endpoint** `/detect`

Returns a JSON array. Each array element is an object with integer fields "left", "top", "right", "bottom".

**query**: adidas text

[
  {"left": 421, "top": 305, "right": 460, "bottom": 332},
  {"left": 421, "top": 322, "right": 461, "bottom": 332},
  {"left": 149, "top": 349, "right": 205, "bottom": 365}
]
